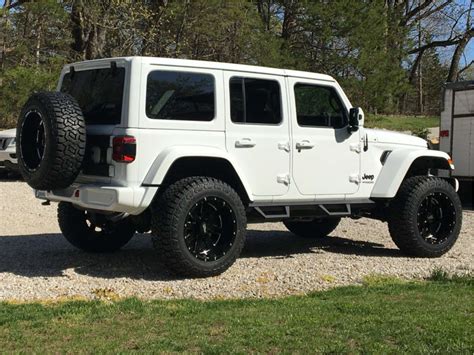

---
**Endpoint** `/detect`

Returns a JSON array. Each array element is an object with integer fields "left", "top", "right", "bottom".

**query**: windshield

[{"left": 60, "top": 67, "right": 125, "bottom": 125}]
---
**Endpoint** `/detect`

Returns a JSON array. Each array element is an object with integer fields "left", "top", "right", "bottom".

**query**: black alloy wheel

[
  {"left": 84, "top": 211, "right": 121, "bottom": 235},
  {"left": 416, "top": 192, "right": 457, "bottom": 245},
  {"left": 20, "top": 110, "right": 46, "bottom": 171},
  {"left": 58, "top": 202, "right": 136, "bottom": 253},
  {"left": 184, "top": 196, "right": 237, "bottom": 262}
]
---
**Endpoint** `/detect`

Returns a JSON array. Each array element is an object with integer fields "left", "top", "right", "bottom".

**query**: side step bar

[{"left": 250, "top": 203, "right": 372, "bottom": 220}]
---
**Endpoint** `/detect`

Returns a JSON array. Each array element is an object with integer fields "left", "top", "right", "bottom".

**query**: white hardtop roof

[{"left": 66, "top": 56, "right": 336, "bottom": 83}]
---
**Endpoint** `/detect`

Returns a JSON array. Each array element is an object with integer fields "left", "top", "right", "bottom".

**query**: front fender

[
  {"left": 371, "top": 149, "right": 452, "bottom": 198},
  {"left": 142, "top": 146, "right": 254, "bottom": 200}
]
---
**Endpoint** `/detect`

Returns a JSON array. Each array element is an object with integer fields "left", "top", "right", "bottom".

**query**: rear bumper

[{"left": 35, "top": 184, "right": 158, "bottom": 215}]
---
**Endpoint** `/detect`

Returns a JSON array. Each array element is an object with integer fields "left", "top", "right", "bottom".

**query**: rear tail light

[
  {"left": 112, "top": 136, "right": 136, "bottom": 163},
  {"left": 440, "top": 130, "right": 449, "bottom": 137}
]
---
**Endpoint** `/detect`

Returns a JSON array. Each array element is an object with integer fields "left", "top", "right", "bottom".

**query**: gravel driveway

[{"left": 0, "top": 181, "right": 472, "bottom": 301}]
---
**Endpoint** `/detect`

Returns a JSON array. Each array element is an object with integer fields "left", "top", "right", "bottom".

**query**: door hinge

[
  {"left": 350, "top": 143, "right": 361, "bottom": 153},
  {"left": 278, "top": 141, "right": 290, "bottom": 152},
  {"left": 277, "top": 174, "right": 290, "bottom": 185},
  {"left": 349, "top": 174, "right": 361, "bottom": 184}
]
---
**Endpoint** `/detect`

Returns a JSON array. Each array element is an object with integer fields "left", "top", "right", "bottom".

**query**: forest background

[{"left": 0, "top": 0, "right": 473, "bottom": 128}]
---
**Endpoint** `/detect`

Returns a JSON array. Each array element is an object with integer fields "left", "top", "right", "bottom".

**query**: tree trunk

[
  {"left": 35, "top": 22, "right": 41, "bottom": 67},
  {"left": 70, "top": 0, "right": 86, "bottom": 59},
  {"left": 70, "top": 0, "right": 108, "bottom": 60},
  {"left": 256, "top": 0, "right": 271, "bottom": 31},
  {"left": 447, "top": 34, "right": 471, "bottom": 82},
  {"left": 447, "top": 1, "right": 472, "bottom": 82},
  {"left": 174, "top": 1, "right": 189, "bottom": 57},
  {"left": 1, "top": 0, "right": 11, "bottom": 71},
  {"left": 281, "top": 1, "right": 298, "bottom": 40},
  {"left": 417, "top": 7, "right": 423, "bottom": 114}
]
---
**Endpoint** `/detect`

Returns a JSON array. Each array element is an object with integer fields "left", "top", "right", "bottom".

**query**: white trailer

[{"left": 440, "top": 81, "right": 474, "bottom": 208}]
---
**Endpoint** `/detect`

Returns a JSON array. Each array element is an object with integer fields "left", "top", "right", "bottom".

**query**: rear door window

[
  {"left": 61, "top": 67, "right": 125, "bottom": 125},
  {"left": 230, "top": 77, "right": 282, "bottom": 125},
  {"left": 146, "top": 71, "right": 215, "bottom": 121}
]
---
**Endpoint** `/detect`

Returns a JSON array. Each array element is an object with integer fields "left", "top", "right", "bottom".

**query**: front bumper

[
  {"left": 0, "top": 149, "right": 18, "bottom": 171},
  {"left": 35, "top": 184, "right": 158, "bottom": 215}
]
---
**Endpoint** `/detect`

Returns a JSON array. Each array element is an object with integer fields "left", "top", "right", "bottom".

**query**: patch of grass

[
  {"left": 1, "top": 278, "right": 473, "bottom": 353},
  {"left": 362, "top": 274, "right": 407, "bottom": 286},
  {"left": 365, "top": 114, "right": 439, "bottom": 132},
  {"left": 429, "top": 267, "right": 452, "bottom": 282},
  {"left": 428, "top": 268, "right": 474, "bottom": 284}
]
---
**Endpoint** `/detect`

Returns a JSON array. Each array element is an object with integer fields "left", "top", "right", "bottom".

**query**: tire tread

[
  {"left": 388, "top": 176, "right": 462, "bottom": 257},
  {"left": 151, "top": 177, "right": 247, "bottom": 277},
  {"left": 17, "top": 92, "right": 86, "bottom": 190}
]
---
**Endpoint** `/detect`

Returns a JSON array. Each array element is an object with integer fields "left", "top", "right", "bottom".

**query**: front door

[
  {"left": 289, "top": 78, "right": 361, "bottom": 196},
  {"left": 225, "top": 72, "right": 290, "bottom": 197}
]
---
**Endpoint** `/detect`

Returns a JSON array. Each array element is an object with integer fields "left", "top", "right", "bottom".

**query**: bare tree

[
  {"left": 406, "top": 1, "right": 473, "bottom": 83},
  {"left": 447, "top": 1, "right": 473, "bottom": 82}
]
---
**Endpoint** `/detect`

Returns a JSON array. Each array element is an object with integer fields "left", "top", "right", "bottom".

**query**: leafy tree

[
  {"left": 0, "top": 66, "right": 59, "bottom": 127},
  {"left": 0, "top": 0, "right": 68, "bottom": 127},
  {"left": 0, "top": 0, "right": 472, "bottom": 128}
]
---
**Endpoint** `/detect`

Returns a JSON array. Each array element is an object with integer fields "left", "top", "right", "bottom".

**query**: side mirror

[{"left": 348, "top": 107, "right": 361, "bottom": 132}]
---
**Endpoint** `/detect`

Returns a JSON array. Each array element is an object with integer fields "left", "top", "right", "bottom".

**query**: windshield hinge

[{"left": 349, "top": 174, "right": 361, "bottom": 184}]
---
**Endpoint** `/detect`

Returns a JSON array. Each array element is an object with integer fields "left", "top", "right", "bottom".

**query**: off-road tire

[
  {"left": 151, "top": 177, "right": 247, "bottom": 278},
  {"left": 58, "top": 202, "right": 135, "bottom": 253},
  {"left": 284, "top": 217, "right": 341, "bottom": 238},
  {"left": 388, "top": 176, "right": 462, "bottom": 257},
  {"left": 16, "top": 92, "right": 86, "bottom": 190}
]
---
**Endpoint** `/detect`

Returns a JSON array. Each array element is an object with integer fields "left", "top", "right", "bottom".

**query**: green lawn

[
  {"left": 365, "top": 114, "right": 439, "bottom": 132},
  {"left": 1, "top": 277, "right": 472, "bottom": 353}
]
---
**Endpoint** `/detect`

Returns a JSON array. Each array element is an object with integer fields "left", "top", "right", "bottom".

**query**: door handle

[
  {"left": 296, "top": 140, "right": 314, "bottom": 150},
  {"left": 235, "top": 138, "right": 256, "bottom": 148}
]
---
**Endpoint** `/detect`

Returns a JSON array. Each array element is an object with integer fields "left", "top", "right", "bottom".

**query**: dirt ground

[{"left": 0, "top": 180, "right": 472, "bottom": 301}]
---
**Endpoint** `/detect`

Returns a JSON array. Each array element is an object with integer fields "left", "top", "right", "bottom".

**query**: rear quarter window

[{"left": 146, "top": 71, "right": 215, "bottom": 121}]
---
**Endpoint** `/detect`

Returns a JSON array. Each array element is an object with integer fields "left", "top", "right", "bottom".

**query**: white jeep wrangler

[{"left": 16, "top": 57, "right": 462, "bottom": 277}]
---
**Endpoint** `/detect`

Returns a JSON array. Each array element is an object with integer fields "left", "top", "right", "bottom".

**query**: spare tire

[{"left": 16, "top": 91, "right": 86, "bottom": 190}]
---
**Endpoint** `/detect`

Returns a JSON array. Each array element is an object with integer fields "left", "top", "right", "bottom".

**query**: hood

[
  {"left": 365, "top": 128, "right": 428, "bottom": 148},
  {"left": 0, "top": 128, "right": 16, "bottom": 138}
]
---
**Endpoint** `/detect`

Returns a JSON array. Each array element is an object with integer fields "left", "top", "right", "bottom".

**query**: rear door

[
  {"left": 60, "top": 64, "right": 127, "bottom": 181},
  {"left": 224, "top": 72, "right": 290, "bottom": 197}
]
